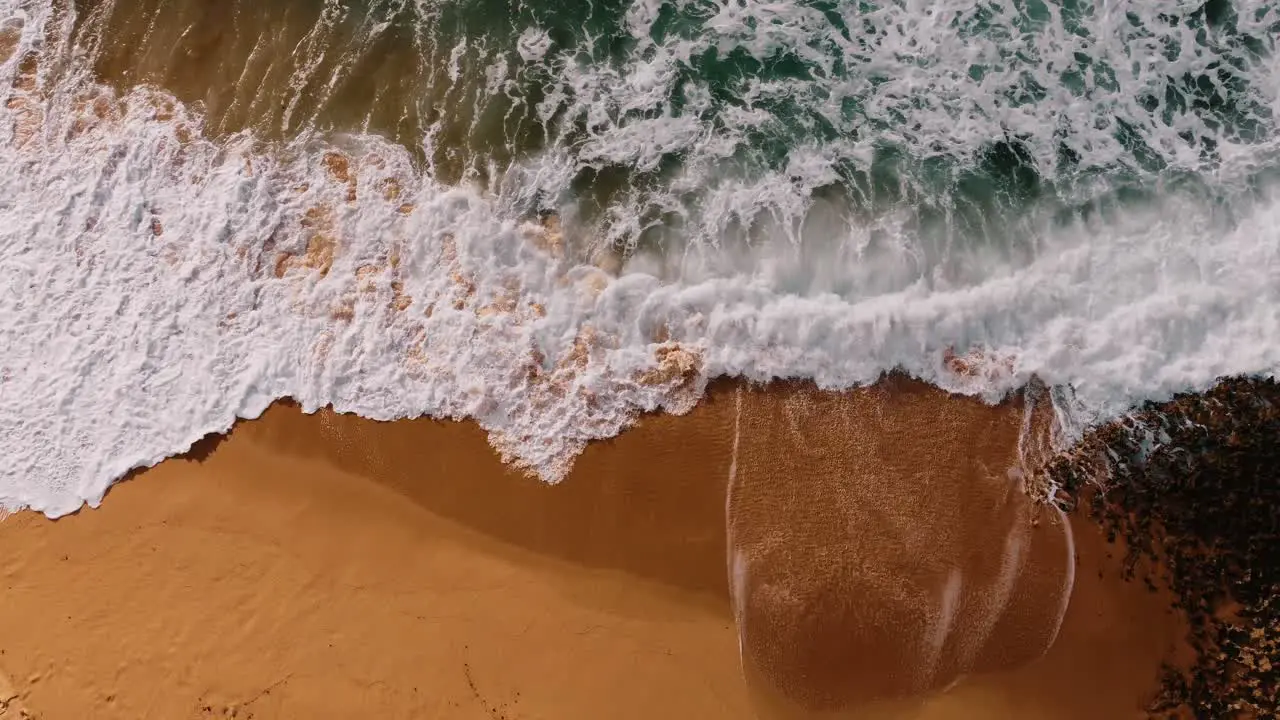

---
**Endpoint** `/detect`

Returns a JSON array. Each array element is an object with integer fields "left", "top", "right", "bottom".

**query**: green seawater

[{"left": 75, "top": 0, "right": 1279, "bottom": 261}]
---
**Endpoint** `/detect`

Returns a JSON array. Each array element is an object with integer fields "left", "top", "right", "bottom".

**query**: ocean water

[{"left": 1, "top": 0, "right": 1277, "bottom": 516}]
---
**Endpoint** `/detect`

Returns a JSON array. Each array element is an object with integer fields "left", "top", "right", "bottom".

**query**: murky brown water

[{"left": 71, "top": 0, "right": 530, "bottom": 181}]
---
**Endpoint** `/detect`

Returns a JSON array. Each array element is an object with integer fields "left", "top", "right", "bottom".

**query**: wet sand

[
  {"left": 727, "top": 378, "right": 1077, "bottom": 709},
  {"left": 0, "top": 380, "right": 1186, "bottom": 718}
]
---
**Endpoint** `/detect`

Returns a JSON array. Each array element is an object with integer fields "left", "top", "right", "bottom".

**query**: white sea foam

[{"left": 1, "top": 0, "right": 1278, "bottom": 516}]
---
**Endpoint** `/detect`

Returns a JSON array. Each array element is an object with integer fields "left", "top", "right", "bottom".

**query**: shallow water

[{"left": 1, "top": 0, "right": 1278, "bottom": 515}]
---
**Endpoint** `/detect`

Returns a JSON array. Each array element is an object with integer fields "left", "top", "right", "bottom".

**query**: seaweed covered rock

[{"left": 1044, "top": 376, "right": 1280, "bottom": 718}]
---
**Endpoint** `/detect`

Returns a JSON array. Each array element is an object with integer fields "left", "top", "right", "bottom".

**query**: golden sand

[
  {"left": 0, "top": 667, "right": 29, "bottom": 718},
  {"left": 0, "top": 380, "right": 1186, "bottom": 718}
]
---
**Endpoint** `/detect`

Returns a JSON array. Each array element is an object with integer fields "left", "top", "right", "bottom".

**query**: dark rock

[{"left": 1045, "top": 376, "right": 1280, "bottom": 718}]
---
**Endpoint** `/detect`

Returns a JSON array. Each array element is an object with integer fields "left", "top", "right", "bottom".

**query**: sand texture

[
  {"left": 727, "top": 379, "right": 1075, "bottom": 708},
  {"left": 0, "top": 667, "right": 31, "bottom": 719},
  {"left": 0, "top": 380, "right": 1186, "bottom": 718}
]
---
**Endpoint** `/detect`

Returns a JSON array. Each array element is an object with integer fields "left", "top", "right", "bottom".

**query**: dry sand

[
  {"left": 0, "top": 380, "right": 1187, "bottom": 719},
  {"left": 0, "top": 667, "right": 29, "bottom": 719}
]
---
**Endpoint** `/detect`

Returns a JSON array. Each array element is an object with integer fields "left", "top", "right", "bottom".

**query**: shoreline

[
  {"left": 3, "top": 2, "right": 1276, "bottom": 715},
  {"left": 6, "top": 2, "right": 1277, "bottom": 523},
  {"left": 0, "top": 378, "right": 1192, "bottom": 718}
]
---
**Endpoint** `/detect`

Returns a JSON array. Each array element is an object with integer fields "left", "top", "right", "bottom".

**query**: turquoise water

[
  {"left": 78, "top": 0, "right": 1280, "bottom": 257},
  {"left": 425, "top": 0, "right": 1278, "bottom": 237}
]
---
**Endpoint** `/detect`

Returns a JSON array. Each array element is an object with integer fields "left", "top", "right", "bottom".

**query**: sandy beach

[
  {"left": 5, "top": 0, "right": 1278, "bottom": 715},
  {"left": 0, "top": 380, "right": 1188, "bottom": 719}
]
